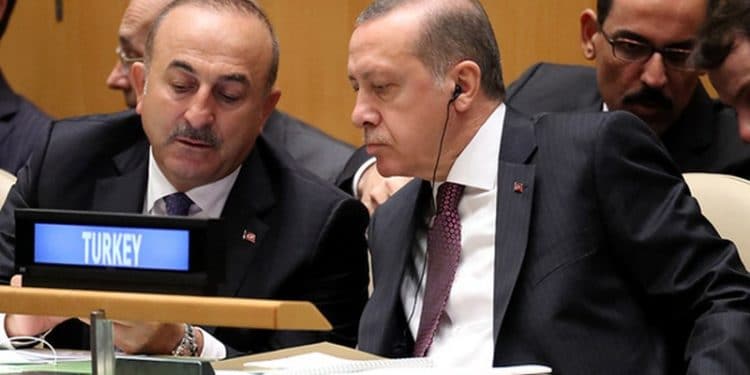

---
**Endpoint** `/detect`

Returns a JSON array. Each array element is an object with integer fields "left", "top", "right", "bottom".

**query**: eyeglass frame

[
  {"left": 115, "top": 46, "right": 144, "bottom": 69},
  {"left": 598, "top": 28, "right": 696, "bottom": 71}
]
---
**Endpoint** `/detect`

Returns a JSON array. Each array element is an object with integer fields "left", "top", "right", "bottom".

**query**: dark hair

[
  {"left": 0, "top": 0, "right": 16, "bottom": 39},
  {"left": 597, "top": 0, "right": 613, "bottom": 26},
  {"left": 356, "top": 0, "right": 505, "bottom": 100},
  {"left": 598, "top": 0, "right": 714, "bottom": 27},
  {"left": 145, "top": 0, "right": 279, "bottom": 92},
  {"left": 694, "top": 0, "right": 750, "bottom": 69}
]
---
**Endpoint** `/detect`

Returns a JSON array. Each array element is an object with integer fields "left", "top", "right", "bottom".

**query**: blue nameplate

[
  {"left": 34, "top": 223, "right": 189, "bottom": 271},
  {"left": 15, "top": 209, "right": 224, "bottom": 295}
]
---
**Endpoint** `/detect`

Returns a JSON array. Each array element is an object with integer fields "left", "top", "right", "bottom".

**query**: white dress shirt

[
  {"left": 0, "top": 148, "right": 240, "bottom": 358},
  {"left": 145, "top": 148, "right": 239, "bottom": 359},
  {"left": 401, "top": 104, "right": 505, "bottom": 367}
]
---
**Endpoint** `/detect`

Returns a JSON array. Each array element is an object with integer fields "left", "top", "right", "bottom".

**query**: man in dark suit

[
  {"left": 0, "top": 0, "right": 51, "bottom": 174},
  {"left": 505, "top": 0, "right": 750, "bottom": 179},
  {"left": 349, "top": 0, "right": 750, "bottom": 373},
  {"left": 0, "top": 0, "right": 368, "bottom": 358},
  {"left": 106, "top": 0, "right": 353, "bottom": 184}
]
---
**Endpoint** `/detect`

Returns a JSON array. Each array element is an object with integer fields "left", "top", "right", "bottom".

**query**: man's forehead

[{"left": 120, "top": 0, "right": 170, "bottom": 49}]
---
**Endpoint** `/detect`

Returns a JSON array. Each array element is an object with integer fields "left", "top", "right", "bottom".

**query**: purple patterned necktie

[
  {"left": 413, "top": 182, "right": 465, "bottom": 357},
  {"left": 163, "top": 192, "right": 193, "bottom": 216}
]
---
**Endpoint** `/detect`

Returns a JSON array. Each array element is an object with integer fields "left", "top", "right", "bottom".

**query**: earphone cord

[{"left": 406, "top": 95, "right": 455, "bottom": 329}]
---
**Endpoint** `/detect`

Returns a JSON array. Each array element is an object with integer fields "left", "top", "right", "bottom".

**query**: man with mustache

[
  {"left": 0, "top": 0, "right": 368, "bottom": 358},
  {"left": 505, "top": 0, "right": 750, "bottom": 178},
  {"left": 106, "top": 0, "right": 354, "bottom": 184}
]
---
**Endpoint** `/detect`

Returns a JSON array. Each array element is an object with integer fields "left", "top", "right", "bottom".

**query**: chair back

[
  {"left": 0, "top": 169, "right": 15, "bottom": 207},
  {"left": 683, "top": 172, "right": 750, "bottom": 268}
]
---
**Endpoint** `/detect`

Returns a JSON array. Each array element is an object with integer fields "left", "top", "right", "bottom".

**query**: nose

[
  {"left": 351, "top": 92, "right": 380, "bottom": 129},
  {"left": 184, "top": 89, "right": 215, "bottom": 128},
  {"left": 640, "top": 52, "right": 668, "bottom": 89},
  {"left": 106, "top": 61, "right": 131, "bottom": 90}
]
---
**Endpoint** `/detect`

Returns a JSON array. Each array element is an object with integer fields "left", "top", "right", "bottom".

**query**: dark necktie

[
  {"left": 163, "top": 192, "right": 193, "bottom": 216},
  {"left": 413, "top": 182, "right": 465, "bottom": 357}
]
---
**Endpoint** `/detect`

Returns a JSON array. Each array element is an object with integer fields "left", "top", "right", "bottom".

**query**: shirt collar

[
  {"left": 145, "top": 147, "right": 241, "bottom": 218},
  {"left": 443, "top": 103, "right": 506, "bottom": 192}
]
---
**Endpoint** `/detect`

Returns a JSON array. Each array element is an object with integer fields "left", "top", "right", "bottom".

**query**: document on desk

[
  {"left": 243, "top": 352, "right": 552, "bottom": 374},
  {"left": 0, "top": 348, "right": 90, "bottom": 365}
]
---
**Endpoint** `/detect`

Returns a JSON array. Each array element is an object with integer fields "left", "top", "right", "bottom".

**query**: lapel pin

[
  {"left": 242, "top": 229, "right": 256, "bottom": 244},
  {"left": 513, "top": 181, "right": 525, "bottom": 194}
]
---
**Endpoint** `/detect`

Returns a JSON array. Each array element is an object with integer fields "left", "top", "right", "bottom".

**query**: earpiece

[{"left": 450, "top": 84, "right": 462, "bottom": 102}]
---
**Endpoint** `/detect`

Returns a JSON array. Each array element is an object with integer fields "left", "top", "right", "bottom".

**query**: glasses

[
  {"left": 599, "top": 29, "right": 695, "bottom": 71},
  {"left": 115, "top": 46, "right": 144, "bottom": 69}
]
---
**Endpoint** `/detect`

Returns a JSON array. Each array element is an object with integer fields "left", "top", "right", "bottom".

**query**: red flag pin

[
  {"left": 242, "top": 229, "right": 256, "bottom": 244},
  {"left": 513, "top": 181, "right": 525, "bottom": 193}
]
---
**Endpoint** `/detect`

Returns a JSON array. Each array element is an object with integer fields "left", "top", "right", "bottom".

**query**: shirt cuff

[
  {"left": 197, "top": 327, "right": 226, "bottom": 359},
  {"left": 351, "top": 157, "right": 377, "bottom": 200},
  {"left": 0, "top": 313, "right": 13, "bottom": 349}
]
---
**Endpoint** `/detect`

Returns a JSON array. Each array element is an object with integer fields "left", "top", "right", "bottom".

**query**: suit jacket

[
  {"left": 359, "top": 106, "right": 750, "bottom": 374},
  {"left": 263, "top": 110, "right": 354, "bottom": 184},
  {"left": 0, "top": 110, "right": 370, "bottom": 356},
  {"left": 505, "top": 62, "right": 750, "bottom": 179},
  {"left": 0, "top": 70, "right": 52, "bottom": 174}
]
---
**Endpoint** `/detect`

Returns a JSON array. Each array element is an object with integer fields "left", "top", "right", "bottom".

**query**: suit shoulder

[
  {"left": 265, "top": 110, "right": 354, "bottom": 153},
  {"left": 258, "top": 135, "right": 356, "bottom": 203},
  {"left": 50, "top": 110, "right": 143, "bottom": 142},
  {"left": 506, "top": 63, "right": 600, "bottom": 116}
]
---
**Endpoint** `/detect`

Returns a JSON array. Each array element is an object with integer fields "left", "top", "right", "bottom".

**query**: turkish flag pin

[
  {"left": 242, "top": 229, "right": 256, "bottom": 244},
  {"left": 513, "top": 181, "right": 525, "bottom": 193}
]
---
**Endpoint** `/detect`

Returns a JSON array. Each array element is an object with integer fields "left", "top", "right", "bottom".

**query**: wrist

[{"left": 171, "top": 323, "right": 199, "bottom": 356}]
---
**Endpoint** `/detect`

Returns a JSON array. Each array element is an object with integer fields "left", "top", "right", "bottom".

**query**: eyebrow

[
  {"left": 167, "top": 59, "right": 251, "bottom": 86},
  {"left": 611, "top": 30, "right": 695, "bottom": 49}
]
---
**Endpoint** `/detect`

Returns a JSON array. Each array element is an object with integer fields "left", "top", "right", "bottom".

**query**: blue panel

[{"left": 34, "top": 223, "right": 190, "bottom": 271}]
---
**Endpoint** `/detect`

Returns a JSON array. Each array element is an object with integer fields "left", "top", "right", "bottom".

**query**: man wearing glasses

[
  {"left": 506, "top": 0, "right": 750, "bottom": 179},
  {"left": 104, "top": 0, "right": 354, "bottom": 185}
]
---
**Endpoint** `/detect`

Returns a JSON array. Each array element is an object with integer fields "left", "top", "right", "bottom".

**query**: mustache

[
  {"left": 622, "top": 87, "right": 673, "bottom": 111},
  {"left": 167, "top": 122, "right": 221, "bottom": 148},
  {"left": 363, "top": 129, "right": 389, "bottom": 145}
]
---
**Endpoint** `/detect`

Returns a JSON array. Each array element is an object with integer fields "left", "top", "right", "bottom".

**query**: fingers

[
  {"left": 5, "top": 314, "right": 67, "bottom": 337},
  {"left": 10, "top": 274, "right": 22, "bottom": 287}
]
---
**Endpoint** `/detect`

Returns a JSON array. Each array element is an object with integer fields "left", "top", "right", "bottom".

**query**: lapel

[
  {"left": 492, "top": 106, "right": 537, "bottom": 343},
  {"left": 91, "top": 140, "right": 149, "bottom": 213},
  {"left": 370, "top": 179, "right": 431, "bottom": 320},
  {"left": 215, "top": 146, "right": 274, "bottom": 297},
  {"left": 0, "top": 71, "right": 20, "bottom": 143},
  {"left": 661, "top": 83, "right": 714, "bottom": 154}
]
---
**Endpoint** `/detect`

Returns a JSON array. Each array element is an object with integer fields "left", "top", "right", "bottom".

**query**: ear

[
  {"left": 258, "top": 88, "right": 281, "bottom": 131},
  {"left": 130, "top": 62, "right": 147, "bottom": 114},
  {"left": 580, "top": 9, "right": 599, "bottom": 60},
  {"left": 449, "top": 60, "right": 481, "bottom": 112},
  {"left": 0, "top": 0, "right": 8, "bottom": 24}
]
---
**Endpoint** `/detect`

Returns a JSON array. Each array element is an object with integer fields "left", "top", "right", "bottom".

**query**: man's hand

[
  {"left": 357, "top": 165, "right": 412, "bottom": 214},
  {"left": 5, "top": 275, "right": 68, "bottom": 337},
  {"left": 100, "top": 321, "right": 203, "bottom": 355}
]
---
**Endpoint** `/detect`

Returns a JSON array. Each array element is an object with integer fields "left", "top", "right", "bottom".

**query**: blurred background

[{"left": 0, "top": 0, "right": 601, "bottom": 146}]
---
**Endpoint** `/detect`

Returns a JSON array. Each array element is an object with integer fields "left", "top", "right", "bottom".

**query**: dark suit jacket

[
  {"left": 0, "top": 110, "right": 370, "bottom": 356},
  {"left": 359, "top": 107, "right": 750, "bottom": 374},
  {"left": 263, "top": 110, "right": 354, "bottom": 184},
  {"left": 506, "top": 62, "right": 750, "bottom": 179},
  {"left": 0, "top": 70, "right": 51, "bottom": 174}
]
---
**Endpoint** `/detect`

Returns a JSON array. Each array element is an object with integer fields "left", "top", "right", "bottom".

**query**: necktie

[
  {"left": 163, "top": 192, "right": 193, "bottom": 216},
  {"left": 413, "top": 182, "right": 465, "bottom": 357}
]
